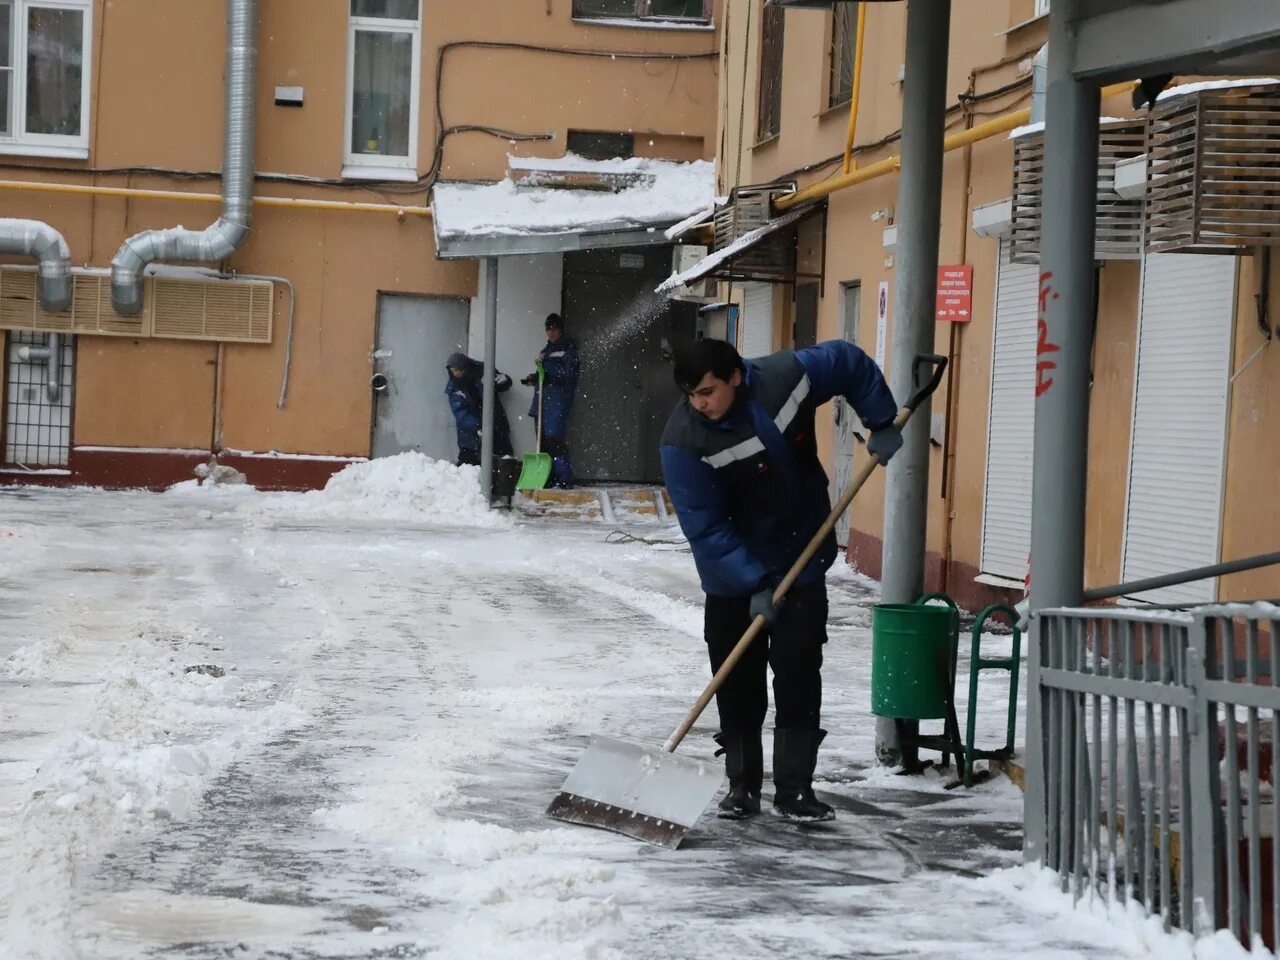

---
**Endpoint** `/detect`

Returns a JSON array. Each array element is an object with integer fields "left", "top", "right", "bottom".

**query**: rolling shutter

[
  {"left": 1121, "top": 253, "right": 1236, "bottom": 604},
  {"left": 980, "top": 240, "right": 1039, "bottom": 581},
  {"left": 740, "top": 282, "right": 774, "bottom": 359}
]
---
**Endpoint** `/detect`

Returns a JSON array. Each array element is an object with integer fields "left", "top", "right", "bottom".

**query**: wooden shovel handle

[{"left": 661, "top": 354, "right": 947, "bottom": 753}]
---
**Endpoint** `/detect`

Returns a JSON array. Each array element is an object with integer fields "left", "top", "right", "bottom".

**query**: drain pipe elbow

[
  {"left": 109, "top": 0, "right": 257, "bottom": 315},
  {"left": 16, "top": 332, "right": 62, "bottom": 402},
  {"left": 110, "top": 219, "right": 249, "bottom": 315},
  {"left": 0, "top": 219, "right": 72, "bottom": 312}
]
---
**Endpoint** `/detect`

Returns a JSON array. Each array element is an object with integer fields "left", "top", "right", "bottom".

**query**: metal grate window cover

[
  {"left": 4, "top": 331, "right": 73, "bottom": 468},
  {"left": 0, "top": 266, "right": 271, "bottom": 343},
  {"left": 1146, "top": 85, "right": 1280, "bottom": 254},
  {"left": 1026, "top": 604, "right": 1280, "bottom": 950},
  {"left": 1011, "top": 119, "right": 1146, "bottom": 264},
  {"left": 711, "top": 182, "right": 800, "bottom": 283}
]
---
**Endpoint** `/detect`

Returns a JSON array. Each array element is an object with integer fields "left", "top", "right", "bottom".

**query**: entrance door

[
  {"left": 833, "top": 283, "right": 860, "bottom": 546},
  {"left": 562, "top": 247, "right": 695, "bottom": 484},
  {"left": 794, "top": 282, "right": 819, "bottom": 349},
  {"left": 371, "top": 294, "right": 470, "bottom": 461}
]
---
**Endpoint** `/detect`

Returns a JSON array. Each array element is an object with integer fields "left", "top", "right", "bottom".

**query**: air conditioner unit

[{"left": 668, "top": 245, "right": 717, "bottom": 303}]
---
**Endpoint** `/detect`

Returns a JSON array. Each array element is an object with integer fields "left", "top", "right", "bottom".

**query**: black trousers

[
  {"left": 704, "top": 581, "right": 828, "bottom": 734},
  {"left": 456, "top": 448, "right": 480, "bottom": 467}
]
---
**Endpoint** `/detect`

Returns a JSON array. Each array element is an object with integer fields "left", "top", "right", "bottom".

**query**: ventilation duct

[
  {"left": 1031, "top": 45, "right": 1048, "bottom": 124},
  {"left": 0, "top": 221, "right": 71, "bottom": 312},
  {"left": 110, "top": 0, "right": 258, "bottom": 315}
]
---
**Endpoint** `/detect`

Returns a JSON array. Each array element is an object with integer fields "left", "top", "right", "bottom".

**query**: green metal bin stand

[{"left": 963, "top": 604, "right": 1022, "bottom": 787}]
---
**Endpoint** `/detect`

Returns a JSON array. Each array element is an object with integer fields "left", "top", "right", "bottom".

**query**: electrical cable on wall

[
  {"left": 0, "top": 40, "right": 716, "bottom": 201},
  {"left": 426, "top": 40, "right": 719, "bottom": 190}
]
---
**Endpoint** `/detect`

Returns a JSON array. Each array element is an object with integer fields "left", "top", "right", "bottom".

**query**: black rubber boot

[
  {"left": 772, "top": 728, "right": 835, "bottom": 823},
  {"left": 714, "top": 730, "right": 763, "bottom": 820}
]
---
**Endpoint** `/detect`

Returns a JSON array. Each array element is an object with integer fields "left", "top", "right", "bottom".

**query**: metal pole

[
  {"left": 480, "top": 256, "right": 498, "bottom": 506},
  {"left": 875, "top": 0, "right": 951, "bottom": 765},
  {"left": 1029, "top": 2, "right": 1097, "bottom": 615},
  {"left": 1023, "top": 0, "right": 1100, "bottom": 864}
]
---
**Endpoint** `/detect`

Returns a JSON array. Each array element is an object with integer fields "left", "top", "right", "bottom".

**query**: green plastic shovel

[{"left": 517, "top": 361, "right": 553, "bottom": 491}]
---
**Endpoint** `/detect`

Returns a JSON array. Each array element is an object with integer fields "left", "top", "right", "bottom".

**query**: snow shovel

[
  {"left": 517, "top": 361, "right": 553, "bottom": 491},
  {"left": 547, "top": 353, "right": 950, "bottom": 848}
]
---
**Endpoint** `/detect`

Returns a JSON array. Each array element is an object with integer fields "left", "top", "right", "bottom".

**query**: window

[
  {"left": 1034, "top": 0, "right": 1050, "bottom": 15},
  {"left": 0, "top": 0, "right": 92, "bottom": 158},
  {"left": 757, "top": 3, "right": 784, "bottom": 141},
  {"left": 567, "top": 130, "right": 635, "bottom": 161},
  {"left": 572, "top": 0, "right": 712, "bottom": 24},
  {"left": 345, "top": 0, "right": 421, "bottom": 179},
  {"left": 828, "top": 4, "right": 855, "bottom": 108}
]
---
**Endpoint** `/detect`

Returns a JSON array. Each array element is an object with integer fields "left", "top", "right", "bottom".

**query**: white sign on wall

[{"left": 875, "top": 281, "right": 889, "bottom": 369}]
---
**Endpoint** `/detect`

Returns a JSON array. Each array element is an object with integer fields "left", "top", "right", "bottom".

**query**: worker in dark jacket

[
  {"left": 446, "top": 352, "right": 513, "bottom": 466},
  {"left": 660, "top": 338, "right": 902, "bottom": 823},
  {"left": 521, "top": 313, "right": 580, "bottom": 488}
]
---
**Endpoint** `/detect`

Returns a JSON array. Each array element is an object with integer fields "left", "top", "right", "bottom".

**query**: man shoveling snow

[{"left": 660, "top": 338, "right": 901, "bottom": 822}]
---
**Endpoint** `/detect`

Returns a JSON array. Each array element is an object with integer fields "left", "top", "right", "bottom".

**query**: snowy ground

[{"left": 0, "top": 470, "right": 1247, "bottom": 959}]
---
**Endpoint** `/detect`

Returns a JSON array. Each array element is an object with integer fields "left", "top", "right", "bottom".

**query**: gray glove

[
  {"left": 867, "top": 423, "right": 903, "bottom": 464},
  {"left": 749, "top": 587, "right": 782, "bottom": 626}
]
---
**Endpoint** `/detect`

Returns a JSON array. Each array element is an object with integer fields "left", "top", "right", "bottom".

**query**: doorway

[
  {"left": 561, "top": 246, "right": 697, "bottom": 483},
  {"left": 371, "top": 294, "right": 471, "bottom": 462}
]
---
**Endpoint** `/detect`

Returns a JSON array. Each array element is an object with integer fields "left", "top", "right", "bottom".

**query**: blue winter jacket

[
  {"left": 660, "top": 340, "right": 896, "bottom": 598},
  {"left": 527, "top": 338, "right": 580, "bottom": 439},
  {"left": 446, "top": 358, "right": 513, "bottom": 455}
]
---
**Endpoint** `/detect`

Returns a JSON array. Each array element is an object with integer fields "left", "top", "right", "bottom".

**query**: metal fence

[{"left": 1024, "top": 603, "right": 1280, "bottom": 950}]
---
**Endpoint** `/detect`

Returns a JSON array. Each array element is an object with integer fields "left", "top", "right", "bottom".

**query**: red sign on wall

[{"left": 936, "top": 265, "right": 974, "bottom": 322}]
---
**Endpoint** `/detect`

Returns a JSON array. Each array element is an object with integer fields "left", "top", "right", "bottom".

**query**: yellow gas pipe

[
  {"left": 779, "top": 79, "right": 1137, "bottom": 212},
  {"left": 841, "top": 3, "right": 867, "bottom": 175},
  {"left": 0, "top": 178, "right": 432, "bottom": 217}
]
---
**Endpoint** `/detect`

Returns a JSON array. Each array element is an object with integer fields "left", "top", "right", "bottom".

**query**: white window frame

[
  {"left": 1034, "top": 0, "right": 1051, "bottom": 16},
  {"left": 343, "top": 3, "right": 421, "bottom": 181},
  {"left": 0, "top": 0, "right": 93, "bottom": 160},
  {"left": 572, "top": 0, "right": 713, "bottom": 27}
]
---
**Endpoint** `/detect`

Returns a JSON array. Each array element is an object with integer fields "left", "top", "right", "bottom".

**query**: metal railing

[{"left": 1024, "top": 603, "right": 1280, "bottom": 950}]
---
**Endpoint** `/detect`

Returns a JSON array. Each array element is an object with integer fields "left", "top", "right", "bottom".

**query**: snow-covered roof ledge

[
  {"left": 432, "top": 155, "right": 715, "bottom": 260},
  {"left": 1009, "top": 117, "right": 1130, "bottom": 140}
]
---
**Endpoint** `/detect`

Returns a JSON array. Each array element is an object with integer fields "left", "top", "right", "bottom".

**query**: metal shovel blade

[{"left": 546, "top": 735, "right": 723, "bottom": 848}]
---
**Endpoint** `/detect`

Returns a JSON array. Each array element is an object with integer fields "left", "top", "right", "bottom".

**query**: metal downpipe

[
  {"left": 110, "top": 0, "right": 258, "bottom": 315},
  {"left": 16, "top": 332, "right": 62, "bottom": 402},
  {"left": 0, "top": 220, "right": 71, "bottom": 312}
]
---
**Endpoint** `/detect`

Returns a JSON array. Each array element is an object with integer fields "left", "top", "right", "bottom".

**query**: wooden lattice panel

[
  {"left": 70, "top": 273, "right": 149, "bottom": 337},
  {"left": 0, "top": 266, "right": 270, "bottom": 343},
  {"left": 1011, "top": 119, "right": 1146, "bottom": 264},
  {"left": 1146, "top": 84, "right": 1280, "bottom": 253},
  {"left": 711, "top": 182, "right": 798, "bottom": 282},
  {"left": 151, "top": 276, "right": 273, "bottom": 343}
]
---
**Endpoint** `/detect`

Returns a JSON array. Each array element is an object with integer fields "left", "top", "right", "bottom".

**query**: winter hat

[
  {"left": 445, "top": 351, "right": 472, "bottom": 372},
  {"left": 545, "top": 313, "right": 564, "bottom": 331}
]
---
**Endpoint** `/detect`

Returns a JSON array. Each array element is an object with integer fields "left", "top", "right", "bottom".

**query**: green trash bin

[{"left": 870, "top": 603, "right": 957, "bottom": 720}]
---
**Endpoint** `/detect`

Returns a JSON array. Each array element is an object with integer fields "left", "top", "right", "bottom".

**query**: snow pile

[
  {"left": 433, "top": 155, "right": 715, "bottom": 240},
  {"left": 240, "top": 453, "right": 510, "bottom": 529},
  {"left": 970, "top": 865, "right": 1260, "bottom": 959},
  {"left": 0, "top": 625, "right": 306, "bottom": 955}
]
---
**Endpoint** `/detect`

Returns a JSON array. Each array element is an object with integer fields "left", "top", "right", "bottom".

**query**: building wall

[
  {"left": 1220, "top": 254, "right": 1280, "bottom": 601},
  {"left": 715, "top": 1, "right": 1279, "bottom": 605},
  {"left": 0, "top": 0, "right": 722, "bottom": 483}
]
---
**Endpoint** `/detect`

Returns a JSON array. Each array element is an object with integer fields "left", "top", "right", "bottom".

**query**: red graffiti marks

[{"left": 1036, "top": 271, "right": 1061, "bottom": 397}]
